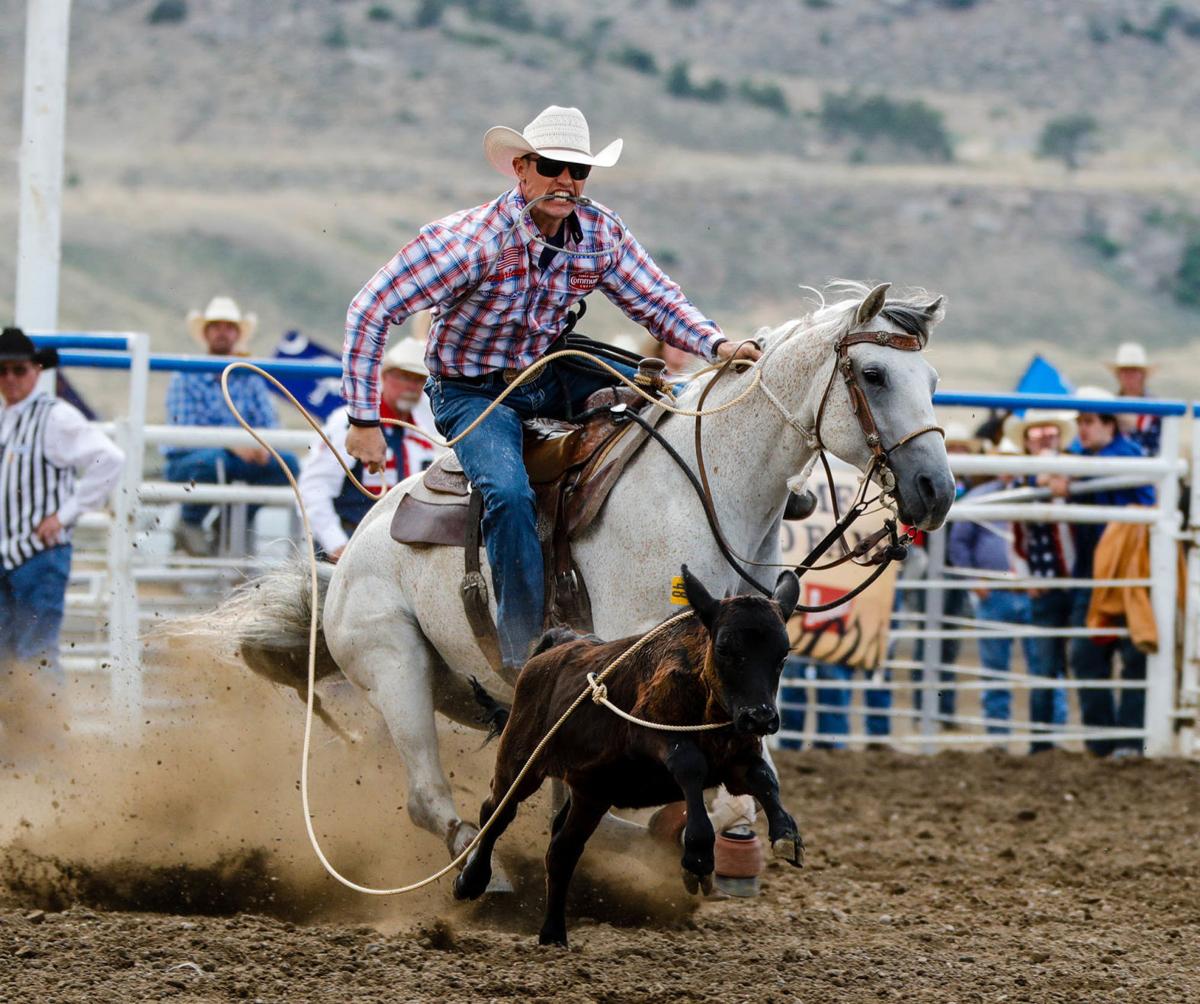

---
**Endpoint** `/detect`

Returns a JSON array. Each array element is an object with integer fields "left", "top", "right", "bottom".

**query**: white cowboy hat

[
  {"left": 1003, "top": 408, "right": 1077, "bottom": 449},
  {"left": 483, "top": 105, "right": 623, "bottom": 178},
  {"left": 187, "top": 296, "right": 257, "bottom": 352},
  {"left": 381, "top": 338, "right": 429, "bottom": 378},
  {"left": 1105, "top": 341, "right": 1155, "bottom": 372},
  {"left": 942, "top": 419, "right": 981, "bottom": 453}
]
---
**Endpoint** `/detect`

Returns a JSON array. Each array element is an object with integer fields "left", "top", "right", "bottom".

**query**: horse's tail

[{"left": 233, "top": 558, "right": 342, "bottom": 691}]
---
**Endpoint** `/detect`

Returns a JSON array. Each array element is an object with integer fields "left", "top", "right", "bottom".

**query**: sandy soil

[{"left": 3, "top": 696, "right": 1198, "bottom": 1004}]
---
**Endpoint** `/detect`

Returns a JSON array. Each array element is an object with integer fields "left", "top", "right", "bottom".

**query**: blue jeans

[
  {"left": 165, "top": 447, "right": 300, "bottom": 526},
  {"left": 0, "top": 545, "right": 72, "bottom": 678},
  {"left": 779, "top": 658, "right": 890, "bottom": 749},
  {"left": 975, "top": 589, "right": 1038, "bottom": 734},
  {"left": 1028, "top": 589, "right": 1071, "bottom": 752},
  {"left": 1068, "top": 589, "right": 1145, "bottom": 757},
  {"left": 907, "top": 585, "right": 967, "bottom": 720},
  {"left": 427, "top": 356, "right": 637, "bottom": 667}
]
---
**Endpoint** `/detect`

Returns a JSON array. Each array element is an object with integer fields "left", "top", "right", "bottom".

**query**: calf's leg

[
  {"left": 665, "top": 740, "right": 715, "bottom": 894},
  {"left": 727, "top": 755, "right": 804, "bottom": 866},
  {"left": 539, "top": 790, "right": 609, "bottom": 947},
  {"left": 454, "top": 756, "right": 544, "bottom": 901}
]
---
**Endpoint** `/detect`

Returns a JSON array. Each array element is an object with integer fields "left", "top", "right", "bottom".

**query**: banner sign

[{"left": 779, "top": 466, "right": 899, "bottom": 670}]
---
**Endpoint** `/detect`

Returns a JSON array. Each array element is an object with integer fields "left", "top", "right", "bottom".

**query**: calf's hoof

[
  {"left": 538, "top": 926, "right": 569, "bottom": 948},
  {"left": 772, "top": 833, "right": 805, "bottom": 868},
  {"left": 453, "top": 856, "right": 491, "bottom": 901},
  {"left": 681, "top": 868, "right": 714, "bottom": 896}
]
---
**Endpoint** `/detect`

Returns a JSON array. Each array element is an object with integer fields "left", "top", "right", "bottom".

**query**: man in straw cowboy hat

[
  {"left": 1005, "top": 407, "right": 1077, "bottom": 752},
  {"left": 0, "top": 327, "right": 124, "bottom": 701},
  {"left": 1106, "top": 341, "right": 1159, "bottom": 455},
  {"left": 342, "top": 105, "right": 759, "bottom": 670},
  {"left": 299, "top": 338, "right": 440, "bottom": 563},
  {"left": 164, "top": 296, "right": 299, "bottom": 556}
]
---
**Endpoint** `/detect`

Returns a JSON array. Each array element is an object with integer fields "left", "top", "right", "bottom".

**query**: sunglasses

[
  {"left": 526, "top": 155, "right": 591, "bottom": 181},
  {"left": 0, "top": 362, "right": 32, "bottom": 377}
]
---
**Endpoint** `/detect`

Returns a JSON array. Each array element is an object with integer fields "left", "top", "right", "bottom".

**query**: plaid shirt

[
  {"left": 342, "top": 187, "right": 725, "bottom": 421},
  {"left": 163, "top": 369, "right": 278, "bottom": 456}
]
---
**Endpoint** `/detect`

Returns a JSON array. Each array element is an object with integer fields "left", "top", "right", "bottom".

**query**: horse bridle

[{"left": 681, "top": 326, "right": 944, "bottom": 607}]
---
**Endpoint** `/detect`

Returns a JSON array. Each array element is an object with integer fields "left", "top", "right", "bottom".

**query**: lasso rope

[{"left": 218, "top": 356, "right": 752, "bottom": 897}]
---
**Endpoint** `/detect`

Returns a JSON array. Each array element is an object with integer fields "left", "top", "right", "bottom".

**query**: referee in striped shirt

[{"left": 0, "top": 327, "right": 124, "bottom": 686}]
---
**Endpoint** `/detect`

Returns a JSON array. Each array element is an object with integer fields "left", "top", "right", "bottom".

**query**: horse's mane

[{"left": 674, "top": 280, "right": 942, "bottom": 408}]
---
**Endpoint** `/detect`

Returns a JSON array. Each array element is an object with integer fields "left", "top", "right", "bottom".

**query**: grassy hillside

[{"left": 0, "top": 0, "right": 1198, "bottom": 415}]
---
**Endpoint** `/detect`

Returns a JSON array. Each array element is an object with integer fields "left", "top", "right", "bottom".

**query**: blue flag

[
  {"left": 270, "top": 330, "right": 344, "bottom": 420},
  {"left": 1013, "top": 354, "right": 1073, "bottom": 413}
]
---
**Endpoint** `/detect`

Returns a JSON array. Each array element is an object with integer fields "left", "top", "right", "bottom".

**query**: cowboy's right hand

[{"left": 346, "top": 424, "right": 387, "bottom": 473}]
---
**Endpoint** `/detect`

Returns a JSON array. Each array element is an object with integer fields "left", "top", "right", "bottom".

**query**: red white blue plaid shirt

[{"left": 342, "top": 188, "right": 725, "bottom": 421}]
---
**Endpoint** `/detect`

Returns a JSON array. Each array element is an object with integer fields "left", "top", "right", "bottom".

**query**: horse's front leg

[
  {"left": 665, "top": 740, "right": 715, "bottom": 894},
  {"left": 726, "top": 754, "right": 804, "bottom": 867}
]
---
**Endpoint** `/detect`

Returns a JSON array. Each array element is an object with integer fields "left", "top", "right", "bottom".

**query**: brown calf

[{"left": 454, "top": 565, "right": 804, "bottom": 947}]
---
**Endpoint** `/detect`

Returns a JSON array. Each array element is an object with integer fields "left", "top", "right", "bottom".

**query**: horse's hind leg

[
  {"left": 354, "top": 619, "right": 473, "bottom": 858},
  {"left": 539, "top": 790, "right": 610, "bottom": 948}
]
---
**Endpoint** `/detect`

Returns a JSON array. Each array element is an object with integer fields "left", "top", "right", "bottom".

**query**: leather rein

[{"left": 688, "top": 327, "right": 944, "bottom": 608}]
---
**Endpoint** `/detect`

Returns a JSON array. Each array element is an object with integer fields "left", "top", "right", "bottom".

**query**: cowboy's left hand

[
  {"left": 717, "top": 340, "right": 762, "bottom": 364},
  {"left": 35, "top": 513, "right": 64, "bottom": 546}
]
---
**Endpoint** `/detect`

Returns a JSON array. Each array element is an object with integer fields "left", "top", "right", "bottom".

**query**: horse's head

[
  {"left": 682, "top": 565, "right": 799, "bottom": 736},
  {"left": 788, "top": 282, "right": 955, "bottom": 531}
]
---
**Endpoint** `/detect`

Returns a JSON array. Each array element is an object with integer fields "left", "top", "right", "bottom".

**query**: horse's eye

[{"left": 863, "top": 367, "right": 886, "bottom": 388}]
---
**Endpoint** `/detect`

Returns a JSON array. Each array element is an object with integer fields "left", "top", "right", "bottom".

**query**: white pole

[
  {"left": 16, "top": 0, "right": 72, "bottom": 334},
  {"left": 919, "top": 528, "right": 947, "bottom": 753},
  {"left": 106, "top": 332, "right": 148, "bottom": 733},
  {"left": 1144, "top": 416, "right": 1182, "bottom": 756},
  {"left": 1180, "top": 405, "right": 1200, "bottom": 757}
]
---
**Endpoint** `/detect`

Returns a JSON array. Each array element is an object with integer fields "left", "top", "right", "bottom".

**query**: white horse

[{"left": 237, "top": 281, "right": 955, "bottom": 866}]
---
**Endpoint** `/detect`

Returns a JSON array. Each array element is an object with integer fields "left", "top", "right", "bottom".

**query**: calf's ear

[
  {"left": 773, "top": 570, "right": 800, "bottom": 621},
  {"left": 681, "top": 564, "right": 719, "bottom": 632}
]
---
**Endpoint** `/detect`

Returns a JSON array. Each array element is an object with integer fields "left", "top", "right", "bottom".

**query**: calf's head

[{"left": 682, "top": 566, "right": 800, "bottom": 736}]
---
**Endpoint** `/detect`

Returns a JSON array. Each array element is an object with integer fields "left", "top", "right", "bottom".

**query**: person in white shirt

[
  {"left": 0, "top": 327, "right": 125, "bottom": 675},
  {"left": 298, "top": 339, "right": 440, "bottom": 562}
]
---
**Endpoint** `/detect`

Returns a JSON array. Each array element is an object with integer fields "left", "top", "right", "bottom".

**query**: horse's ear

[
  {"left": 921, "top": 295, "right": 945, "bottom": 321},
  {"left": 682, "top": 564, "right": 719, "bottom": 632},
  {"left": 856, "top": 283, "right": 891, "bottom": 325},
  {"left": 773, "top": 570, "right": 800, "bottom": 622}
]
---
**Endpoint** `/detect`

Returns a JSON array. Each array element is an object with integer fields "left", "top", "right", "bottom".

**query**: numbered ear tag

[{"left": 669, "top": 575, "right": 689, "bottom": 606}]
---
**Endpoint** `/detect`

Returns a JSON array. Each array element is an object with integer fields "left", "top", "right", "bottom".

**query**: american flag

[{"left": 496, "top": 245, "right": 524, "bottom": 275}]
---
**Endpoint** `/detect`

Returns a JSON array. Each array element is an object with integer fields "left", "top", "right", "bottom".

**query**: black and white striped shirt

[{"left": 0, "top": 392, "right": 124, "bottom": 571}]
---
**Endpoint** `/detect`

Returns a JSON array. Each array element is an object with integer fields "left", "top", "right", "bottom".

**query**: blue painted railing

[{"left": 29, "top": 337, "right": 1194, "bottom": 415}]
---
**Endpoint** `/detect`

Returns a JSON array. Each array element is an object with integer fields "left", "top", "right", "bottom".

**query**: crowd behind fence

[{"left": 27, "top": 332, "right": 1200, "bottom": 758}]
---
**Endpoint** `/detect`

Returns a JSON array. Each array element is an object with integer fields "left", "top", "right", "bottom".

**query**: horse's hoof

[
  {"left": 681, "top": 868, "right": 700, "bottom": 895},
  {"left": 772, "top": 835, "right": 805, "bottom": 868},
  {"left": 485, "top": 863, "right": 514, "bottom": 895},
  {"left": 700, "top": 872, "right": 715, "bottom": 896},
  {"left": 538, "top": 928, "right": 569, "bottom": 948},
  {"left": 453, "top": 863, "right": 490, "bottom": 901}
]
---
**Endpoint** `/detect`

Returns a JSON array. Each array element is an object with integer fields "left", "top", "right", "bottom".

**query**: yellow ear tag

[{"left": 670, "top": 575, "right": 689, "bottom": 605}]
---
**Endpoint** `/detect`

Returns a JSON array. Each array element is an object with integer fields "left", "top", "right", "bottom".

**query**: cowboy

[
  {"left": 0, "top": 327, "right": 124, "bottom": 677},
  {"left": 1107, "top": 341, "right": 1159, "bottom": 455},
  {"left": 342, "top": 105, "right": 759, "bottom": 671},
  {"left": 299, "top": 338, "right": 440, "bottom": 562},
  {"left": 1005, "top": 408, "right": 1076, "bottom": 752},
  {"left": 164, "top": 296, "right": 300, "bottom": 556}
]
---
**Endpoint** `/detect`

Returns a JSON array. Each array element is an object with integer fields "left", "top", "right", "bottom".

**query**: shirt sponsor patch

[{"left": 569, "top": 270, "right": 601, "bottom": 291}]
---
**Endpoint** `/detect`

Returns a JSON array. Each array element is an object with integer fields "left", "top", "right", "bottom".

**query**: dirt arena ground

[{"left": 2, "top": 667, "right": 1199, "bottom": 1003}]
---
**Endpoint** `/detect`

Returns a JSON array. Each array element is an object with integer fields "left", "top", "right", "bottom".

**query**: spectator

[
  {"left": 298, "top": 339, "right": 440, "bottom": 562},
  {"left": 1107, "top": 342, "right": 1160, "bottom": 455},
  {"left": 779, "top": 656, "right": 890, "bottom": 749},
  {"left": 1006, "top": 409, "right": 1075, "bottom": 753},
  {"left": 0, "top": 327, "right": 124, "bottom": 682},
  {"left": 947, "top": 442, "right": 1038, "bottom": 738},
  {"left": 164, "top": 296, "right": 299, "bottom": 555},
  {"left": 1060, "top": 387, "right": 1155, "bottom": 757}
]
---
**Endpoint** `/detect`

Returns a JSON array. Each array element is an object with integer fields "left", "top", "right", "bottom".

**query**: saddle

[{"left": 390, "top": 374, "right": 669, "bottom": 670}]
